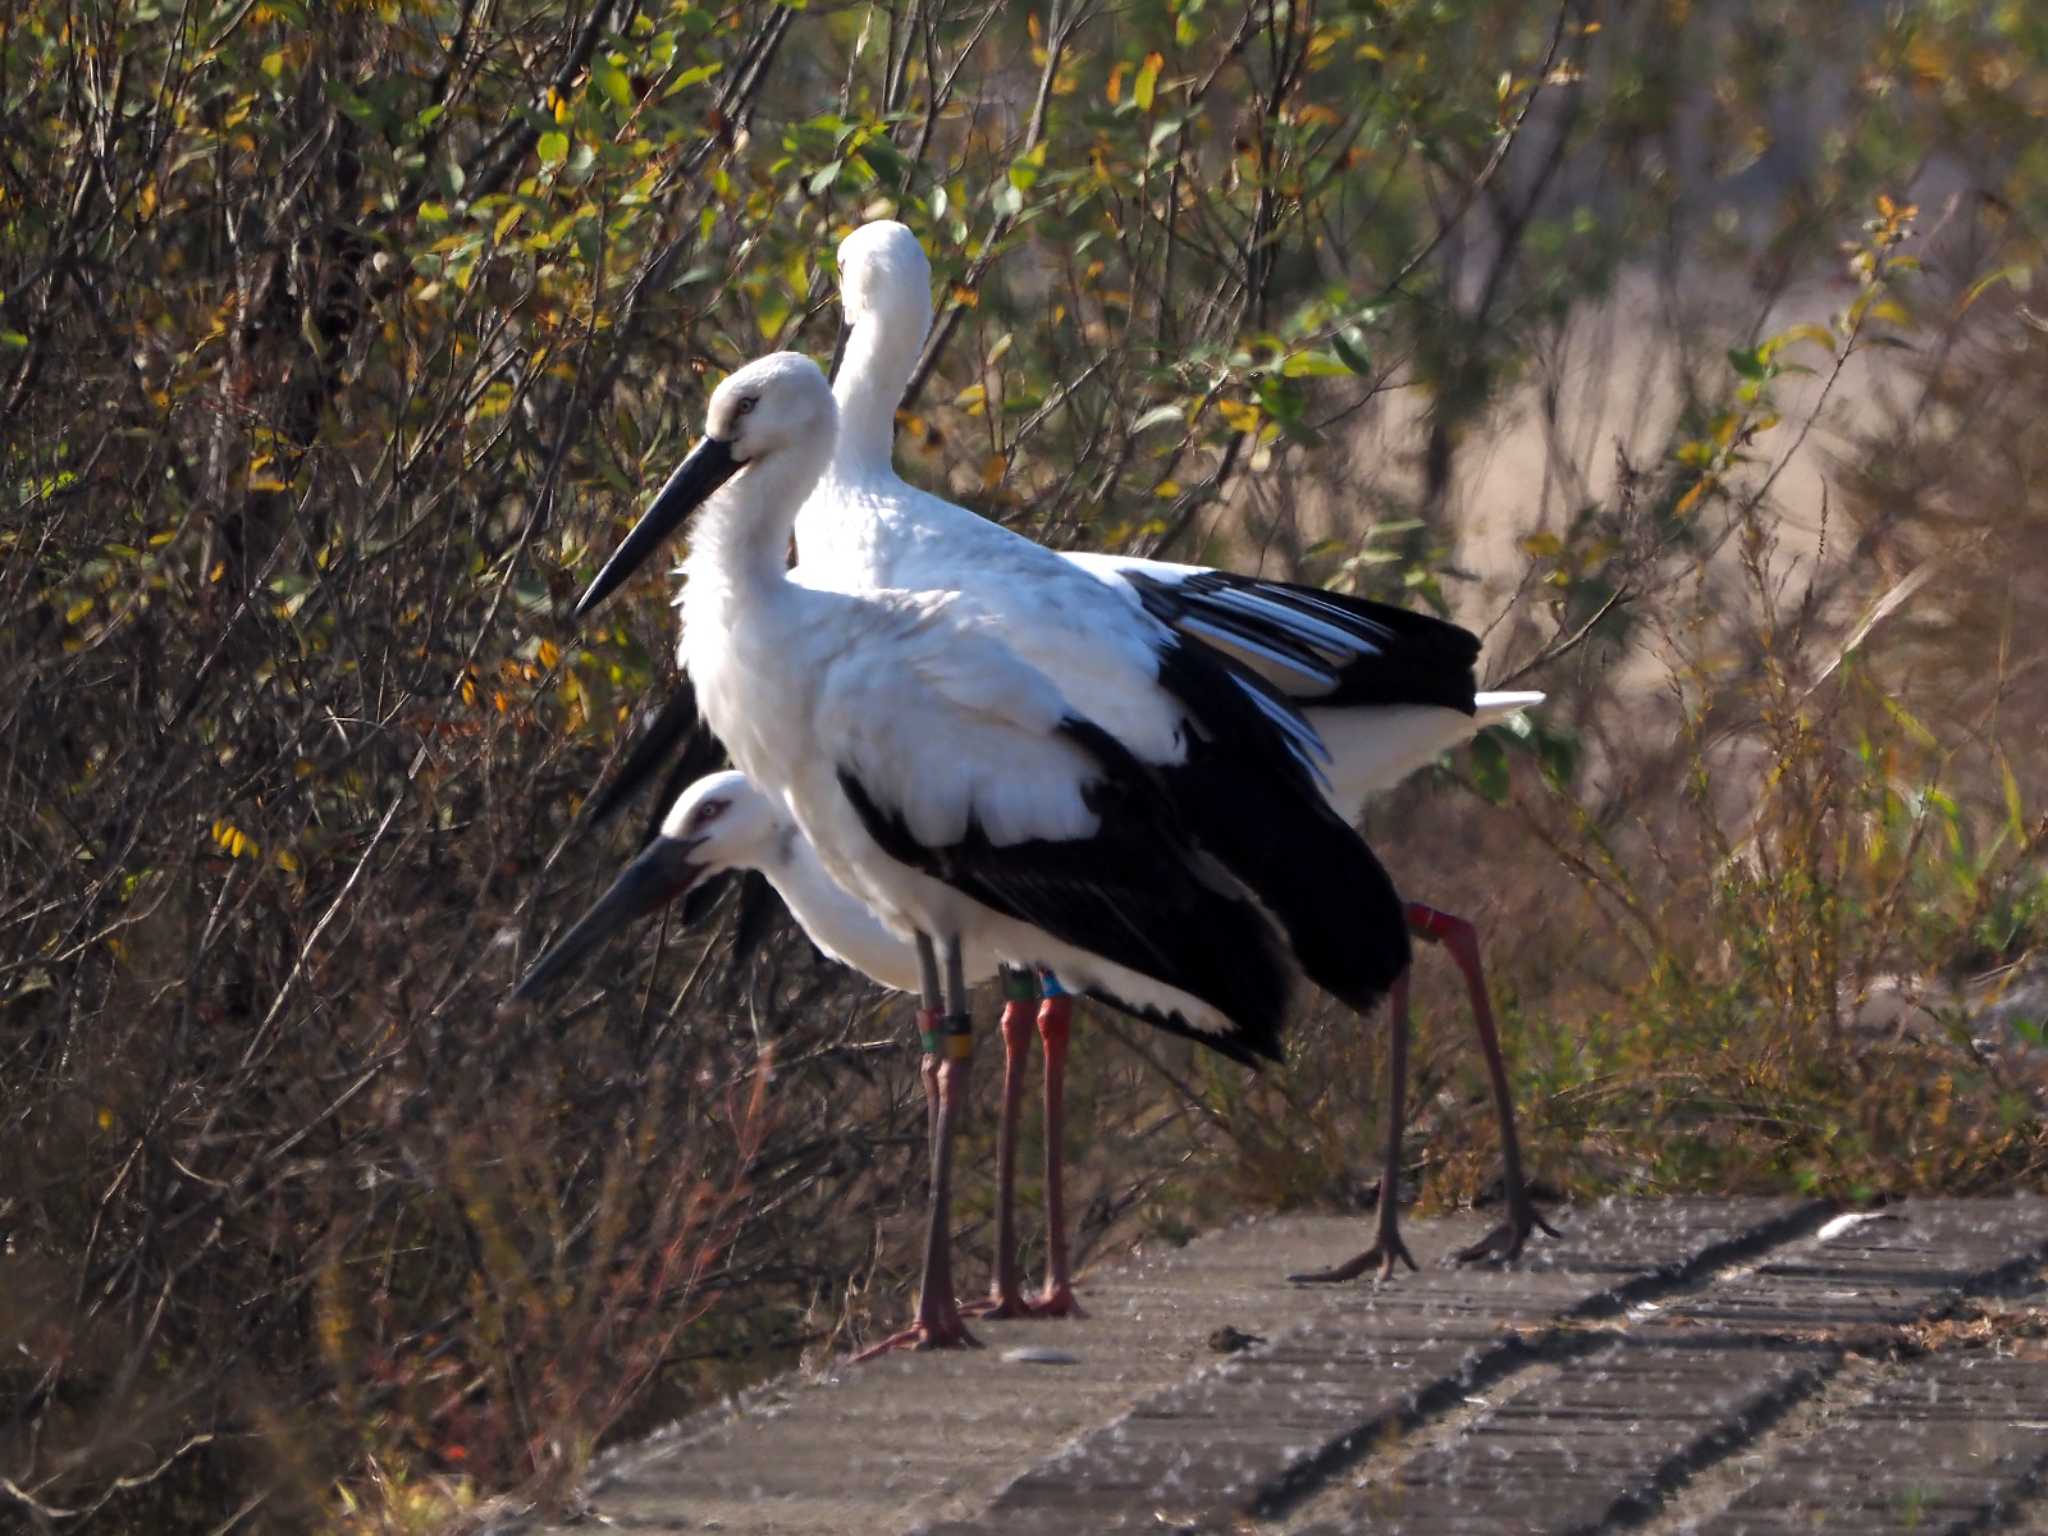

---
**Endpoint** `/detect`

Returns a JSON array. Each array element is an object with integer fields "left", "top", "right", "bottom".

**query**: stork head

[
  {"left": 573, "top": 353, "right": 835, "bottom": 618},
  {"left": 656, "top": 770, "right": 785, "bottom": 872},
  {"left": 836, "top": 220, "right": 933, "bottom": 330},
  {"left": 511, "top": 771, "right": 786, "bottom": 1002}
]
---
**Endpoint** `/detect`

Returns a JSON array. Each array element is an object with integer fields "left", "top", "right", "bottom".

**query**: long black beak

[
  {"left": 574, "top": 435, "right": 741, "bottom": 620},
  {"left": 512, "top": 836, "right": 708, "bottom": 1000}
]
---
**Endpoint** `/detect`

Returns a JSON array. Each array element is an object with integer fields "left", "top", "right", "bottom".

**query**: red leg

[
  {"left": 1034, "top": 991, "right": 1084, "bottom": 1317},
  {"left": 1291, "top": 969, "right": 1417, "bottom": 1282},
  {"left": 964, "top": 986, "right": 1037, "bottom": 1319},
  {"left": 1407, "top": 903, "right": 1559, "bottom": 1264},
  {"left": 852, "top": 1012, "right": 983, "bottom": 1360}
]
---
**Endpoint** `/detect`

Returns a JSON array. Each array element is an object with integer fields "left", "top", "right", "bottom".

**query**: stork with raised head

[
  {"left": 548, "top": 352, "right": 1411, "bottom": 1357},
  {"left": 801, "top": 220, "right": 1555, "bottom": 1293}
]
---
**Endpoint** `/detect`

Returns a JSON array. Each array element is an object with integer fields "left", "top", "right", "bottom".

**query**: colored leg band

[
  {"left": 1000, "top": 967, "right": 1039, "bottom": 1004},
  {"left": 943, "top": 1013, "right": 973, "bottom": 1060},
  {"left": 920, "top": 1014, "right": 975, "bottom": 1059},
  {"left": 1037, "top": 969, "right": 1068, "bottom": 999}
]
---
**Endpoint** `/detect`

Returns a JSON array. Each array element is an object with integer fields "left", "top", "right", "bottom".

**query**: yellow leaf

[
  {"left": 1135, "top": 52, "right": 1163, "bottom": 111},
  {"left": 537, "top": 638, "right": 561, "bottom": 669},
  {"left": 461, "top": 676, "right": 478, "bottom": 707},
  {"left": 209, "top": 561, "right": 227, "bottom": 584},
  {"left": 954, "top": 382, "right": 987, "bottom": 410},
  {"left": 1106, "top": 61, "right": 1128, "bottom": 103},
  {"left": 1216, "top": 398, "right": 1261, "bottom": 433},
  {"left": 1153, "top": 480, "right": 1181, "bottom": 498},
  {"left": 1675, "top": 475, "right": 1714, "bottom": 517},
  {"left": 1763, "top": 322, "right": 1837, "bottom": 359},
  {"left": 1520, "top": 531, "right": 1562, "bottom": 559},
  {"left": 980, "top": 453, "right": 1007, "bottom": 491},
  {"left": 275, "top": 848, "right": 300, "bottom": 874},
  {"left": 950, "top": 283, "right": 979, "bottom": 308},
  {"left": 65, "top": 596, "right": 94, "bottom": 624},
  {"left": 98, "top": 1108, "right": 113, "bottom": 1131}
]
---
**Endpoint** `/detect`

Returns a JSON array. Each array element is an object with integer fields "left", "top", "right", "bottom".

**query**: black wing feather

[
  {"left": 583, "top": 677, "right": 732, "bottom": 845},
  {"left": 1149, "top": 636, "right": 1413, "bottom": 1014},
  {"left": 1124, "top": 569, "right": 1480, "bottom": 713},
  {"left": 836, "top": 721, "right": 1291, "bottom": 1067}
]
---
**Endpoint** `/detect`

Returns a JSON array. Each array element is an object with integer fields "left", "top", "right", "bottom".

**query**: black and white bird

[
  {"left": 546, "top": 352, "right": 1410, "bottom": 1355},
  {"left": 792, "top": 221, "right": 1553, "bottom": 1281}
]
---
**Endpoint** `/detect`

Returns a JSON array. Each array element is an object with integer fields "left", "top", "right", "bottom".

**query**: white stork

[
  {"left": 548, "top": 353, "right": 1408, "bottom": 1356},
  {"left": 795, "top": 220, "right": 1554, "bottom": 1297}
]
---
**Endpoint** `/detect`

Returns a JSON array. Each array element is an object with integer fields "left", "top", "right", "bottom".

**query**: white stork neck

[
  {"left": 832, "top": 300, "right": 928, "bottom": 478},
  {"left": 681, "top": 442, "right": 824, "bottom": 614}
]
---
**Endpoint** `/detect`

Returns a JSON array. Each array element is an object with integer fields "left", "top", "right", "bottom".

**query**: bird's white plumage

[
  {"left": 798, "top": 240, "right": 1191, "bottom": 769},
  {"left": 660, "top": 771, "right": 1000, "bottom": 995},
  {"left": 801, "top": 221, "right": 1543, "bottom": 823},
  {"left": 675, "top": 353, "right": 1265, "bottom": 1039}
]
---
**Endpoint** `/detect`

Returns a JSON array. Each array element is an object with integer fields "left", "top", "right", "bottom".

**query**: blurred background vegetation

[{"left": 4, "top": 0, "right": 2047, "bottom": 1527}]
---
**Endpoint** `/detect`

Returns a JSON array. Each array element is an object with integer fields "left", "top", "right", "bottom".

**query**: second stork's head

[
  {"left": 836, "top": 219, "right": 933, "bottom": 336},
  {"left": 573, "top": 352, "right": 835, "bottom": 618},
  {"left": 511, "top": 771, "right": 787, "bottom": 1000}
]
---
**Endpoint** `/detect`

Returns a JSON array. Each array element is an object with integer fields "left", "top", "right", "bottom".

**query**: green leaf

[
  {"left": 666, "top": 62, "right": 723, "bottom": 96},
  {"left": 1959, "top": 262, "right": 2029, "bottom": 314},
  {"left": 1726, "top": 346, "right": 1766, "bottom": 380},
  {"left": 1134, "top": 51, "right": 1163, "bottom": 111},
  {"left": 1469, "top": 732, "right": 1510, "bottom": 804},
  {"left": 808, "top": 160, "right": 843, "bottom": 194},
  {"left": 537, "top": 131, "right": 569, "bottom": 168},
  {"left": 592, "top": 58, "right": 633, "bottom": 111},
  {"left": 1281, "top": 349, "right": 1349, "bottom": 378},
  {"left": 1331, "top": 329, "right": 1373, "bottom": 375}
]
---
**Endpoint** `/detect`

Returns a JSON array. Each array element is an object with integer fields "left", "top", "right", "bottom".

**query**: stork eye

[
  {"left": 735, "top": 396, "right": 758, "bottom": 416},
  {"left": 691, "top": 798, "right": 729, "bottom": 831}
]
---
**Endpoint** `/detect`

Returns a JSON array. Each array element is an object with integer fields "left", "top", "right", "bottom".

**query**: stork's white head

[
  {"left": 658, "top": 770, "right": 788, "bottom": 874},
  {"left": 572, "top": 352, "right": 835, "bottom": 617},
  {"left": 836, "top": 220, "right": 933, "bottom": 329},
  {"left": 510, "top": 770, "right": 793, "bottom": 1001},
  {"left": 703, "top": 351, "right": 837, "bottom": 466}
]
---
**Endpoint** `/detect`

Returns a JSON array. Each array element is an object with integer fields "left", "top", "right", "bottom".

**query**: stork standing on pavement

[
  {"left": 552, "top": 353, "right": 1412, "bottom": 1355},
  {"left": 801, "top": 222, "right": 1554, "bottom": 1295}
]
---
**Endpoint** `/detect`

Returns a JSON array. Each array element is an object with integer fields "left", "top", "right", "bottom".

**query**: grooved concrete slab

[
  {"left": 1293, "top": 1198, "right": 2048, "bottom": 1536},
  {"left": 507, "top": 1199, "right": 2048, "bottom": 1536},
  {"left": 1693, "top": 1354, "right": 2048, "bottom": 1534}
]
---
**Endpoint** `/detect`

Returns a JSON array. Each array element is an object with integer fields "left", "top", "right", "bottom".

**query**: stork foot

[
  {"left": 1288, "top": 1216, "right": 1418, "bottom": 1285},
  {"left": 1035, "top": 1281, "right": 1086, "bottom": 1318},
  {"left": 1452, "top": 1201, "right": 1561, "bottom": 1266},
  {"left": 962, "top": 1289, "right": 1035, "bottom": 1321},
  {"left": 849, "top": 1308, "right": 982, "bottom": 1361}
]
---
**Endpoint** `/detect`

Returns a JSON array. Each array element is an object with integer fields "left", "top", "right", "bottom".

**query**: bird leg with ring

[
  {"left": 1407, "top": 903, "right": 1559, "bottom": 1264},
  {"left": 851, "top": 933, "right": 981, "bottom": 1359},
  {"left": 1290, "top": 968, "right": 1417, "bottom": 1283}
]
